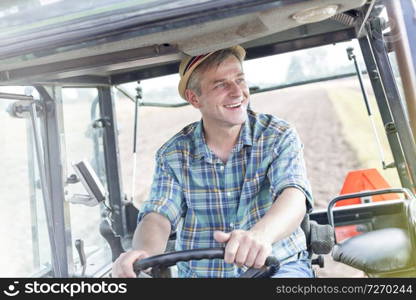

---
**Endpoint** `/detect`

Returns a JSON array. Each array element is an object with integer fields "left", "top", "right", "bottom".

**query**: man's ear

[{"left": 185, "top": 89, "right": 201, "bottom": 108}]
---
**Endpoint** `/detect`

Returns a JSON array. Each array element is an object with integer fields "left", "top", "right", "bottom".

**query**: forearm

[
  {"left": 132, "top": 212, "right": 171, "bottom": 256},
  {"left": 250, "top": 187, "right": 306, "bottom": 244}
]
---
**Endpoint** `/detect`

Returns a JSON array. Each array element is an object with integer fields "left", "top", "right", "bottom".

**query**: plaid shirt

[{"left": 139, "top": 110, "right": 313, "bottom": 278}]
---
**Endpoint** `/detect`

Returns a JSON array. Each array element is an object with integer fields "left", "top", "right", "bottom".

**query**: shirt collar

[
  {"left": 193, "top": 120, "right": 215, "bottom": 163},
  {"left": 193, "top": 115, "right": 253, "bottom": 162},
  {"left": 231, "top": 116, "right": 253, "bottom": 154},
  {"left": 240, "top": 115, "right": 253, "bottom": 147}
]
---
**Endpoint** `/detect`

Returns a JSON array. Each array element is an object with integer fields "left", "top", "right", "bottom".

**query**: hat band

[{"left": 183, "top": 53, "right": 211, "bottom": 75}]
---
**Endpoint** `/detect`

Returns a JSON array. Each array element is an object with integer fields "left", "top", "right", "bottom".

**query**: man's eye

[
  {"left": 215, "top": 83, "right": 226, "bottom": 89},
  {"left": 237, "top": 78, "right": 245, "bottom": 84}
]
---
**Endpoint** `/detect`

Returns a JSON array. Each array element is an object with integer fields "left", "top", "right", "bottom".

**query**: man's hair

[{"left": 187, "top": 48, "right": 244, "bottom": 96}]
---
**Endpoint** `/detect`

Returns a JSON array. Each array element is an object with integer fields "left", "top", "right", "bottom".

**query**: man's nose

[{"left": 229, "top": 81, "right": 243, "bottom": 96}]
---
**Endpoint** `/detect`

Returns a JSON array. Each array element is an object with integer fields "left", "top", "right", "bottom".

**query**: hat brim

[{"left": 178, "top": 45, "right": 246, "bottom": 100}]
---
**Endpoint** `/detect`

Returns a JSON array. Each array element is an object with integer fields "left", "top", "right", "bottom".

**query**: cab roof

[{"left": 0, "top": 0, "right": 379, "bottom": 85}]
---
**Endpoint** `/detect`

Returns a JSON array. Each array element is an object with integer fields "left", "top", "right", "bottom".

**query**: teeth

[{"left": 224, "top": 102, "right": 241, "bottom": 108}]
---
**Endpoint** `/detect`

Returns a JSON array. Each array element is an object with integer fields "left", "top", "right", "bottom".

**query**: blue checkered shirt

[{"left": 139, "top": 110, "right": 313, "bottom": 277}]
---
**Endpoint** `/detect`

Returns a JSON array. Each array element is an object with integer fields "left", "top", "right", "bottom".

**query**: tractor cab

[{"left": 0, "top": 0, "right": 415, "bottom": 278}]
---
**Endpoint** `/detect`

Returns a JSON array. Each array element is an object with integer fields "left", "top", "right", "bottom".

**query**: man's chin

[{"left": 227, "top": 112, "right": 248, "bottom": 126}]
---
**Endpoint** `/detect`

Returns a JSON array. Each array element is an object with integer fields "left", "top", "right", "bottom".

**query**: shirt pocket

[
  {"left": 241, "top": 172, "right": 266, "bottom": 200},
  {"left": 239, "top": 173, "right": 273, "bottom": 228}
]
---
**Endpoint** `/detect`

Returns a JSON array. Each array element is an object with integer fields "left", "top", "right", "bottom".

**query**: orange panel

[
  {"left": 336, "top": 168, "right": 398, "bottom": 207},
  {"left": 334, "top": 169, "right": 398, "bottom": 242}
]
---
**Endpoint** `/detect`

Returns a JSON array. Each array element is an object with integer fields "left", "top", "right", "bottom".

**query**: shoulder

[
  {"left": 156, "top": 121, "right": 199, "bottom": 161},
  {"left": 248, "top": 110, "right": 294, "bottom": 139},
  {"left": 247, "top": 110, "right": 301, "bottom": 155}
]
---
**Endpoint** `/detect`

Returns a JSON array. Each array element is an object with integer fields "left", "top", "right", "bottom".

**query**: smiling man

[{"left": 112, "top": 45, "right": 314, "bottom": 278}]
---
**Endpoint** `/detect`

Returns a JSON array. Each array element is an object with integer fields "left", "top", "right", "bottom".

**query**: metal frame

[
  {"left": 0, "top": 45, "right": 178, "bottom": 85},
  {"left": 367, "top": 18, "right": 416, "bottom": 189},
  {"left": 0, "top": 26, "right": 357, "bottom": 86},
  {"left": 27, "top": 109, "right": 41, "bottom": 271},
  {"left": 97, "top": 87, "right": 126, "bottom": 236},
  {"left": 358, "top": 36, "right": 413, "bottom": 188},
  {"left": 111, "top": 28, "right": 356, "bottom": 85},
  {"left": 327, "top": 188, "right": 415, "bottom": 228},
  {"left": 400, "top": 0, "right": 416, "bottom": 77},
  {"left": 35, "top": 86, "right": 73, "bottom": 277},
  {"left": 310, "top": 199, "right": 407, "bottom": 226},
  {"left": 0, "top": 92, "right": 33, "bottom": 101},
  {"left": 250, "top": 72, "right": 361, "bottom": 95}
]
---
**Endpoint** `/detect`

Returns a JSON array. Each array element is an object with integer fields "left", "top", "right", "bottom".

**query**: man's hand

[
  {"left": 111, "top": 212, "right": 171, "bottom": 277},
  {"left": 213, "top": 230, "right": 272, "bottom": 269},
  {"left": 112, "top": 250, "right": 150, "bottom": 278}
]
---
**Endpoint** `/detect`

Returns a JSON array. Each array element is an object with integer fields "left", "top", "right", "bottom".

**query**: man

[{"left": 112, "top": 45, "right": 313, "bottom": 278}]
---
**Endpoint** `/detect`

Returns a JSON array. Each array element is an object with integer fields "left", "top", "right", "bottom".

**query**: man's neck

[{"left": 202, "top": 120, "right": 242, "bottom": 163}]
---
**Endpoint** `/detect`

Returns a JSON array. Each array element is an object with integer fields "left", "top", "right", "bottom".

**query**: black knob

[{"left": 312, "top": 255, "right": 324, "bottom": 268}]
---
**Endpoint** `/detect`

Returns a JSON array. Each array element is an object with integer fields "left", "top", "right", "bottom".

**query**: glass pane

[
  {"left": 0, "top": 86, "right": 52, "bottom": 276},
  {"left": 61, "top": 88, "right": 109, "bottom": 273},
  {"left": 0, "top": 0, "right": 217, "bottom": 36},
  {"left": 114, "top": 84, "right": 199, "bottom": 208},
  {"left": 245, "top": 41, "right": 365, "bottom": 89},
  {"left": 245, "top": 40, "right": 401, "bottom": 190},
  {"left": 0, "top": 0, "right": 166, "bottom": 29},
  {"left": 117, "top": 74, "right": 186, "bottom": 106}
]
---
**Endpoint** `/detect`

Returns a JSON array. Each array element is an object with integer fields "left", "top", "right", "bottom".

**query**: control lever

[
  {"left": 99, "top": 219, "right": 125, "bottom": 262},
  {"left": 75, "top": 239, "right": 86, "bottom": 277},
  {"left": 312, "top": 255, "right": 325, "bottom": 268},
  {"left": 239, "top": 256, "right": 280, "bottom": 278}
]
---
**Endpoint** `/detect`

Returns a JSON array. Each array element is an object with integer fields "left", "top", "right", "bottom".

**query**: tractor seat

[{"left": 332, "top": 228, "right": 413, "bottom": 274}]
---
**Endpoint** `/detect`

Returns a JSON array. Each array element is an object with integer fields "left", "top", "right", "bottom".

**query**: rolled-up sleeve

[
  {"left": 138, "top": 155, "right": 186, "bottom": 231},
  {"left": 267, "top": 127, "right": 313, "bottom": 211}
]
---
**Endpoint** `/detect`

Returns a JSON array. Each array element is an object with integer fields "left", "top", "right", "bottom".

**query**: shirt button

[
  {"left": 220, "top": 165, "right": 224, "bottom": 171},
  {"left": 230, "top": 223, "right": 234, "bottom": 229},
  {"left": 226, "top": 192, "right": 231, "bottom": 197}
]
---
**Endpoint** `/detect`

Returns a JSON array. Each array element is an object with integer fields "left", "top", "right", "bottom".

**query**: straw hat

[{"left": 178, "top": 45, "right": 246, "bottom": 100}]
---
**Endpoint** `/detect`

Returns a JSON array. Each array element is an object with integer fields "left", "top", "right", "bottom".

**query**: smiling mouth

[{"left": 224, "top": 102, "right": 242, "bottom": 108}]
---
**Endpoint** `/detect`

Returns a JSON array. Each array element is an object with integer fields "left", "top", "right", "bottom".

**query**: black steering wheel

[
  {"left": 99, "top": 220, "right": 280, "bottom": 278},
  {"left": 133, "top": 247, "right": 280, "bottom": 278}
]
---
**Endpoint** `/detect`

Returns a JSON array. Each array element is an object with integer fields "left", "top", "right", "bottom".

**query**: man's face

[{"left": 186, "top": 55, "right": 250, "bottom": 129}]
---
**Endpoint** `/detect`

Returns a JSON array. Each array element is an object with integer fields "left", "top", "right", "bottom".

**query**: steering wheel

[
  {"left": 99, "top": 220, "right": 279, "bottom": 278},
  {"left": 133, "top": 247, "right": 280, "bottom": 278}
]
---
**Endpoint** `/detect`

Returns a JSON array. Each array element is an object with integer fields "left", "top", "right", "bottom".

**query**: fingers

[
  {"left": 234, "top": 234, "right": 252, "bottom": 267},
  {"left": 219, "top": 230, "right": 272, "bottom": 268},
  {"left": 213, "top": 231, "right": 231, "bottom": 243},
  {"left": 253, "top": 247, "right": 270, "bottom": 269},
  {"left": 112, "top": 250, "right": 149, "bottom": 278},
  {"left": 244, "top": 246, "right": 259, "bottom": 268},
  {"left": 224, "top": 233, "right": 240, "bottom": 264}
]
